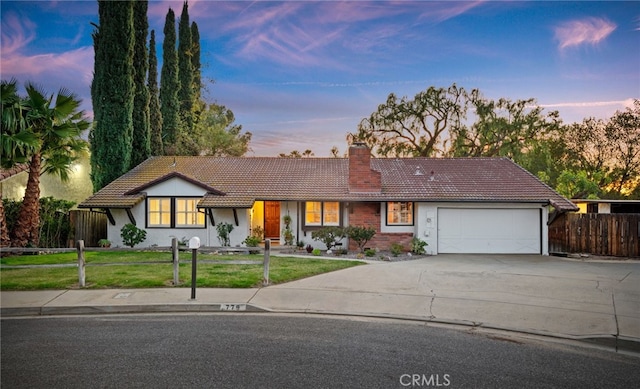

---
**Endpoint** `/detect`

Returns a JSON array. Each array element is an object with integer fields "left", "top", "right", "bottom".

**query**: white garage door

[{"left": 438, "top": 208, "right": 541, "bottom": 254}]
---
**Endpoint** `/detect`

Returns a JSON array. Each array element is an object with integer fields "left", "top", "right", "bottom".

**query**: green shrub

[
  {"left": 364, "top": 248, "right": 377, "bottom": 257},
  {"left": 243, "top": 235, "right": 261, "bottom": 247},
  {"left": 390, "top": 243, "right": 403, "bottom": 257},
  {"left": 312, "top": 248, "right": 321, "bottom": 256},
  {"left": 345, "top": 225, "right": 376, "bottom": 253},
  {"left": 411, "top": 237, "right": 428, "bottom": 254},
  {"left": 311, "top": 226, "right": 346, "bottom": 251},
  {"left": 216, "top": 222, "right": 234, "bottom": 246},
  {"left": 3, "top": 197, "right": 75, "bottom": 248},
  {"left": 120, "top": 223, "right": 147, "bottom": 248}
]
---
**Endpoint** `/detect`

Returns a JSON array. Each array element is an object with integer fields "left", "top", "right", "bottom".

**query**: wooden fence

[
  {"left": 549, "top": 213, "right": 639, "bottom": 257},
  {"left": 69, "top": 210, "right": 107, "bottom": 248}
]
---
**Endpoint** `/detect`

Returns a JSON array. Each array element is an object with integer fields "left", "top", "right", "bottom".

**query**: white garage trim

[{"left": 437, "top": 208, "right": 541, "bottom": 254}]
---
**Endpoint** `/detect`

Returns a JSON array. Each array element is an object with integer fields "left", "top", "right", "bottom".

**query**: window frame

[
  {"left": 303, "top": 201, "right": 343, "bottom": 228},
  {"left": 175, "top": 198, "right": 206, "bottom": 228},
  {"left": 385, "top": 201, "right": 414, "bottom": 226},
  {"left": 147, "top": 197, "right": 172, "bottom": 228},
  {"left": 146, "top": 197, "right": 206, "bottom": 229}
]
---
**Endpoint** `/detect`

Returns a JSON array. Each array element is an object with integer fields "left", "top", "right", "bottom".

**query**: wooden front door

[{"left": 264, "top": 201, "right": 281, "bottom": 239}]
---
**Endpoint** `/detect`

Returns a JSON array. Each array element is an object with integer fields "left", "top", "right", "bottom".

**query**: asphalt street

[{"left": 2, "top": 314, "right": 639, "bottom": 389}]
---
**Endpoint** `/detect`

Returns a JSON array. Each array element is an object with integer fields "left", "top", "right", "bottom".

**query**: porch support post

[
  {"left": 125, "top": 209, "right": 136, "bottom": 225},
  {"left": 105, "top": 209, "right": 116, "bottom": 226}
]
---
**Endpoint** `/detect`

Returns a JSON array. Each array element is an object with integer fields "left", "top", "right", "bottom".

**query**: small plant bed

[{"left": 291, "top": 249, "right": 429, "bottom": 262}]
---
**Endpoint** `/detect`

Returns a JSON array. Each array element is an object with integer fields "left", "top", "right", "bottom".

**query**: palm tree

[
  {"left": 1, "top": 79, "right": 39, "bottom": 246},
  {"left": 10, "top": 83, "right": 89, "bottom": 247}
]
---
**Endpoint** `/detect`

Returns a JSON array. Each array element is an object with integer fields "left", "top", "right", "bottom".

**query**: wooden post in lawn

[
  {"left": 76, "top": 240, "right": 85, "bottom": 287},
  {"left": 172, "top": 237, "right": 179, "bottom": 285},
  {"left": 263, "top": 239, "right": 271, "bottom": 286}
]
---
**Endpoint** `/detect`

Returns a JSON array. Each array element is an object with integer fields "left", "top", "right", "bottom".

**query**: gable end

[{"left": 123, "top": 171, "right": 225, "bottom": 196}]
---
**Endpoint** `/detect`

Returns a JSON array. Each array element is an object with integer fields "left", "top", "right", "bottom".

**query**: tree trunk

[
  {"left": 12, "top": 153, "right": 41, "bottom": 247},
  {"left": 0, "top": 191, "right": 9, "bottom": 247}
]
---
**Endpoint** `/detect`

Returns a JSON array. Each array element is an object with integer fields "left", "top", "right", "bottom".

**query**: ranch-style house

[{"left": 78, "top": 143, "right": 577, "bottom": 255}]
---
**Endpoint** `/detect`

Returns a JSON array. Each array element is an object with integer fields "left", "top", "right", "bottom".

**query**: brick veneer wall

[
  {"left": 348, "top": 143, "right": 381, "bottom": 192},
  {"left": 348, "top": 202, "right": 414, "bottom": 251}
]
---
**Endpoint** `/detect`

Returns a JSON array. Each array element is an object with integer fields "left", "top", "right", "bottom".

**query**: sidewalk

[{"left": 2, "top": 254, "right": 639, "bottom": 353}]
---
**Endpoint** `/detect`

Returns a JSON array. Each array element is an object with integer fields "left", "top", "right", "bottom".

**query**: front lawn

[{"left": 0, "top": 251, "right": 364, "bottom": 290}]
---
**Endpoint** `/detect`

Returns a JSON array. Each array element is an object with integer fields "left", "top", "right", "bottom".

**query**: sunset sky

[{"left": 1, "top": 1, "right": 639, "bottom": 156}]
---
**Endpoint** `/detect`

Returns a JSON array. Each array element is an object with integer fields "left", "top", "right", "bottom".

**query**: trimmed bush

[
  {"left": 345, "top": 225, "right": 376, "bottom": 253},
  {"left": 311, "top": 226, "right": 346, "bottom": 251},
  {"left": 120, "top": 223, "right": 147, "bottom": 248}
]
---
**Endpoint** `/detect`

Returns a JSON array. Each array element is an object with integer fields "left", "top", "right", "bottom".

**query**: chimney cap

[{"left": 351, "top": 142, "right": 367, "bottom": 148}]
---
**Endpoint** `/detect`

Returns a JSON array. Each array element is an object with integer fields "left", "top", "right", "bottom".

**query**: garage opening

[{"left": 437, "top": 208, "right": 541, "bottom": 254}]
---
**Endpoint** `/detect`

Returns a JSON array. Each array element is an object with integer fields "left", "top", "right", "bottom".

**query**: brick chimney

[{"left": 349, "top": 142, "right": 381, "bottom": 193}]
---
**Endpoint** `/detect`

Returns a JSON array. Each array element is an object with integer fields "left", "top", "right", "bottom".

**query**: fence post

[
  {"left": 263, "top": 239, "right": 271, "bottom": 286},
  {"left": 172, "top": 238, "right": 179, "bottom": 285},
  {"left": 76, "top": 240, "right": 85, "bottom": 287}
]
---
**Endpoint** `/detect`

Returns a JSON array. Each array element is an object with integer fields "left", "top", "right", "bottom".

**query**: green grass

[
  {"left": 0, "top": 250, "right": 250, "bottom": 266},
  {"left": 0, "top": 252, "right": 363, "bottom": 290}
]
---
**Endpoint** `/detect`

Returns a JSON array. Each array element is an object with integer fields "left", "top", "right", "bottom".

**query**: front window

[
  {"left": 148, "top": 198, "right": 171, "bottom": 227},
  {"left": 323, "top": 202, "right": 340, "bottom": 226},
  {"left": 305, "top": 202, "right": 322, "bottom": 226},
  {"left": 176, "top": 198, "right": 205, "bottom": 227},
  {"left": 304, "top": 201, "right": 341, "bottom": 227},
  {"left": 387, "top": 202, "right": 413, "bottom": 225},
  {"left": 147, "top": 197, "right": 205, "bottom": 228}
]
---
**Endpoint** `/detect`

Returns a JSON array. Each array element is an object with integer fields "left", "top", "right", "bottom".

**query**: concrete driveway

[{"left": 252, "top": 254, "right": 640, "bottom": 347}]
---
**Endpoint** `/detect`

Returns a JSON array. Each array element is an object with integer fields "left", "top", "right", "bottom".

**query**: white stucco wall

[{"left": 104, "top": 185, "right": 548, "bottom": 254}]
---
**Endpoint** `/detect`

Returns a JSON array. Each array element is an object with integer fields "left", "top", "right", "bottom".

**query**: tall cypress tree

[
  {"left": 191, "top": 21, "right": 201, "bottom": 106},
  {"left": 130, "top": 0, "right": 151, "bottom": 168},
  {"left": 148, "top": 30, "right": 164, "bottom": 156},
  {"left": 160, "top": 8, "right": 180, "bottom": 154},
  {"left": 177, "top": 1, "right": 194, "bottom": 153},
  {"left": 90, "top": 0, "right": 135, "bottom": 191},
  {"left": 190, "top": 20, "right": 204, "bottom": 144}
]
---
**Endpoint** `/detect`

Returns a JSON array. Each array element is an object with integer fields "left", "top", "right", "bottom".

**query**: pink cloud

[
  {"left": 417, "top": 1, "right": 484, "bottom": 23},
  {"left": 554, "top": 17, "right": 616, "bottom": 50},
  {"left": 145, "top": 1, "right": 483, "bottom": 70},
  {"left": 1, "top": 9, "right": 92, "bottom": 92},
  {"left": 1, "top": 11, "right": 36, "bottom": 56},
  {"left": 1, "top": 10, "right": 94, "bottom": 115}
]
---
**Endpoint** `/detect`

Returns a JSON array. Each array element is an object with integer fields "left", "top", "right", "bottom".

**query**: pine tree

[
  {"left": 130, "top": 0, "right": 151, "bottom": 168},
  {"left": 177, "top": 1, "right": 195, "bottom": 154},
  {"left": 160, "top": 8, "right": 180, "bottom": 154},
  {"left": 148, "top": 30, "right": 164, "bottom": 156},
  {"left": 90, "top": 0, "right": 135, "bottom": 191}
]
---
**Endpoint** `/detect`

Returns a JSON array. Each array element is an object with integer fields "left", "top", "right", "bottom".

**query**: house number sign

[{"left": 220, "top": 304, "right": 247, "bottom": 311}]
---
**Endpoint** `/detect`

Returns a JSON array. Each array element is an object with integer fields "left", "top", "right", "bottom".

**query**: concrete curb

[
  {"left": 3, "top": 302, "right": 638, "bottom": 356},
  {"left": 1, "top": 303, "right": 269, "bottom": 317}
]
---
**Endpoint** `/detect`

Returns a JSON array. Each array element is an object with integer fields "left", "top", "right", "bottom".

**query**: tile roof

[{"left": 78, "top": 155, "right": 578, "bottom": 212}]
